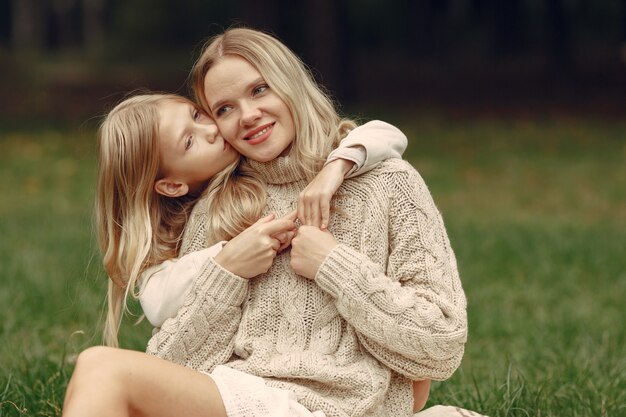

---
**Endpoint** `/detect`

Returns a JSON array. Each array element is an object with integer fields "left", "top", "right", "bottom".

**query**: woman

[{"left": 147, "top": 28, "right": 467, "bottom": 416}]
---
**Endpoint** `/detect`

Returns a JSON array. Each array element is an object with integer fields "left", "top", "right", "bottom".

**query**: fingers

[
  {"left": 276, "top": 230, "right": 296, "bottom": 252},
  {"left": 262, "top": 216, "right": 296, "bottom": 236},
  {"left": 309, "top": 202, "right": 321, "bottom": 228},
  {"left": 320, "top": 199, "right": 330, "bottom": 230},
  {"left": 298, "top": 192, "right": 330, "bottom": 228},
  {"left": 271, "top": 237, "right": 280, "bottom": 252},
  {"left": 297, "top": 202, "right": 305, "bottom": 227},
  {"left": 281, "top": 210, "right": 297, "bottom": 222},
  {"left": 254, "top": 213, "right": 276, "bottom": 224}
]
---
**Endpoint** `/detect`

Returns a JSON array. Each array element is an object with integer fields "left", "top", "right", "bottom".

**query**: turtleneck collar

[{"left": 247, "top": 155, "right": 307, "bottom": 185}]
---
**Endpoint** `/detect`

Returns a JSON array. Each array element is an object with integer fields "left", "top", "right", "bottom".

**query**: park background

[{"left": 0, "top": 1, "right": 624, "bottom": 416}]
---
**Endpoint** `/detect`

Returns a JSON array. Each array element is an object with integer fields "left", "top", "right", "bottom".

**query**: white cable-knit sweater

[{"left": 147, "top": 156, "right": 467, "bottom": 417}]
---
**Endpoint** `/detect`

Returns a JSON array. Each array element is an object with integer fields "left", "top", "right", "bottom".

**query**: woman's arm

[
  {"left": 146, "top": 253, "right": 249, "bottom": 373},
  {"left": 291, "top": 162, "right": 467, "bottom": 381}
]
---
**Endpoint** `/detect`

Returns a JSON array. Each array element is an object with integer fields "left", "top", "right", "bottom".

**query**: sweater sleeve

[
  {"left": 139, "top": 242, "right": 225, "bottom": 327},
  {"left": 325, "top": 120, "right": 408, "bottom": 178},
  {"left": 145, "top": 201, "right": 248, "bottom": 373},
  {"left": 314, "top": 165, "right": 467, "bottom": 381}
]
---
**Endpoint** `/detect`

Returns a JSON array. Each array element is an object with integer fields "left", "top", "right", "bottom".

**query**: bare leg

[{"left": 63, "top": 346, "right": 227, "bottom": 417}]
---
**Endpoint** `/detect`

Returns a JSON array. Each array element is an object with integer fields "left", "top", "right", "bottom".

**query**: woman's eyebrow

[
  {"left": 208, "top": 96, "right": 225, "bottom": 114},
  {"left": 248, "top": 77, "right": 264, "bottom": 88}
]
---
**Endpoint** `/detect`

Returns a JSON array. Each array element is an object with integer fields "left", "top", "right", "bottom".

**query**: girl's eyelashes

[
  {"left": 184, "top": 136, "right": 193, "bottom": 150},
  {"left": 192, "top": 108, "right": 200, "bottom": 121}
]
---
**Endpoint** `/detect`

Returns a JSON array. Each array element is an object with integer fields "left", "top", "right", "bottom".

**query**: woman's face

[
  {"left": 156, "top": 99, "right": 239, "bottom": 196},
  {"left": 202, "top": 55, "right": 295, "bottom": 162}
]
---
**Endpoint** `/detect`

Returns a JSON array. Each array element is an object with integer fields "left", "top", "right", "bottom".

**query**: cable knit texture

[{"left": 147, "top": 156, "right": 467, "bottom": 417}]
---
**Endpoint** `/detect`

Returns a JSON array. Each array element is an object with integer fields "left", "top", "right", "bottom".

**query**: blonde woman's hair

[{"left": 191, "top": 27, "right": 357, "bottom": 180}]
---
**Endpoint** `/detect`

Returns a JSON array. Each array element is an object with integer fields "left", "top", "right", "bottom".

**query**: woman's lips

[{"left": 244, "top": 123, "right": 274, "bottom": 145}]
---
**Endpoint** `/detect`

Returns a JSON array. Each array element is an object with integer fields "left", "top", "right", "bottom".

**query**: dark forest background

[{"left": 1, "top": 0, "right": 625, "bottom": 122}]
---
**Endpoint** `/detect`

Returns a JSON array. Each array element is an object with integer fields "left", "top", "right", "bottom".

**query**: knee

[
  {"left": 70, "top": 346, "right": 121, "bottom": 384},
  {"left": 64, "top": 346, "right": 117, "bottom": 410}
]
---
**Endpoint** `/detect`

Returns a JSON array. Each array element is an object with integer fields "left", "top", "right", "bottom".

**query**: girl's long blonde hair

[
  {"left": 96, "top": 93, "right": 265, "bottom": 347},
  {"left": 191, "top": 27, "right": 357, "bottom": 181}
]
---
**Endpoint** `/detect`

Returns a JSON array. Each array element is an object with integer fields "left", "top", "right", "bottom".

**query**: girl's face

[
  {"left": 202, "top": 55, "right": 295, "bottom": 163},
  {"left": 155, "top": 99, "right": 239, "bottom": 197}
]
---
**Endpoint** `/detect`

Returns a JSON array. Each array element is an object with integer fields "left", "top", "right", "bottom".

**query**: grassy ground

[{"left": 0, "top": 116, "right": 624, "bottom": 416}]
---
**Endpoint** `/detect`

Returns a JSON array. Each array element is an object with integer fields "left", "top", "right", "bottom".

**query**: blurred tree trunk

[
  {"left": 401, "top": 0, "right": 450, "bottom": 58},
  {"left": 403, "top": 0, "right": 433, "bottom": 57},
  {"left": 50, "top": 0, "right": 80, "bottom": 48},
  {"left": 82, "top": 0, "right": 106, "bottom": 52},
  {"left": 621, "top": 0, "right": 626, "bottom": 62},
  {"left": 623, "top": 0, "right": 626, "bottom": 42},
  {"left": 235, "top": 0, "right": 281, "bottom": 34},
  {"left": 545, "top": 0, "right": 573, "bottom": 70},
  {"left": 304, "top": 0, "right": 353, "bottom": 102},
  {"left": 493, "top": 0, "right": 522, "bottom": 59},
  {"left": 11, "top": 0, "right": 46, "bottom": 51},
  {"left": 470, "top": 0, "right": 488, "bottom": 21}
]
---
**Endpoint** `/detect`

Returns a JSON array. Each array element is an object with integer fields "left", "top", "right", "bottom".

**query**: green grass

[{"left": 0, "top": 117, "right": 624, "bottom": 416}]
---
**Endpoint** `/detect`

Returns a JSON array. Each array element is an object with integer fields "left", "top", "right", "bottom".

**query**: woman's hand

[
  {"left": 290, "top": 226, "right": 339, "bottom": 280},
  {"left": 298, "top": 158, "right": 354, "bottom": 229},
  {"left": 214, "top": 212, "right": 296, "bottom": 279}
]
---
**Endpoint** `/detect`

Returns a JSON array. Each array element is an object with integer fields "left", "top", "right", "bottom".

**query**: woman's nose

[
  {"left": 201, "top": 123, "right": 219, "bottom": 143},
  {"left": 240, "top": 101, "right": 262, "bottom": 127}
]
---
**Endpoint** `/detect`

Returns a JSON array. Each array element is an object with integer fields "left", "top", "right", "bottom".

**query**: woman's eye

[
  {"left": 192, "top": 109, "right": 200, "bottom": 121},
  {"left": 215, "top": 105, "right": 232, "bottom": 117},
  {"left": 185, "top": 136, "right": 193, "bottom": 150},
  {"left": 253, "top": 84, "right": 268, "bottom": 95}
]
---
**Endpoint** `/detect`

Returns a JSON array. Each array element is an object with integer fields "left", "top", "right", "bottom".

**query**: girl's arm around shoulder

[
  {"left": 314, "top": 164, "right": 468, "bottom": 381},
  {"left": 299, "top": 122, "right": 407, "bottom": 228},
  {"left": 326, "top": 120, "right": 408, "bottom": 178}
]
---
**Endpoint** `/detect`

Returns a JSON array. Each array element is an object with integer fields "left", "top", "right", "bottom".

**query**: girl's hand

[
  {"left": 290, "top": 226, "right": 338, "bottom": 280},
  {"left": 298, "top": 159, "right": 353, "bottom": 229},
  {"left": 272, "top": 210, "right": 298, "bottom": 251},
  {"left": 214, "top": 212, "right": 296, "bottom": 279}
]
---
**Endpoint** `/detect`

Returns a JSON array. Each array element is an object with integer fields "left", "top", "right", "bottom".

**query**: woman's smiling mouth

[{"left": 244, "top": 123, "right": 275, "bottom": 144}]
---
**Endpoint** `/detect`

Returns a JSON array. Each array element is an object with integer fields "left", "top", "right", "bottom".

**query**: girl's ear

[{"left": 154, "top": 178, "right": 189, "bottom": 198}]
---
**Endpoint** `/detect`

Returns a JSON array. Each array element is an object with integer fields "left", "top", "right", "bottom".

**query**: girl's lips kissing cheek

[{"left": 244, "top": 123, "right": 274, "bottom": 145}]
